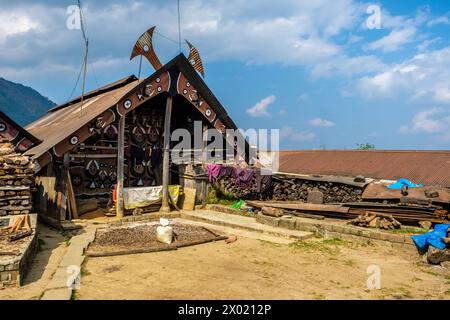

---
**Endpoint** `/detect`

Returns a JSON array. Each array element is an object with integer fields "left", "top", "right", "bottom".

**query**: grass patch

[
  {"left": 80, "top": 257, "right": 91, "bottom": 277},
  {"left": 206, "top": 187, "right": 238, "bottom": 206},
  {"left": 71, "top": 290, "right": 78, "bottom": 300},
  {"left": 289, "top": 238, "right": 346, "bottom": 254},
  {"left": 387, "top": 227, "right": 427, "bottom": 235}
]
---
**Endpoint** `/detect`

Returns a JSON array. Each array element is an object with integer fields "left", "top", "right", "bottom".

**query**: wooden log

[
  {"left": 427, "top": 246, "right": 450, "bottom": 265},
  {"left": 116, "top": 115, "right": 125, "bottom": 218},
  {"left": 160, "top": 95, "right": 173, "bottom": 213}
]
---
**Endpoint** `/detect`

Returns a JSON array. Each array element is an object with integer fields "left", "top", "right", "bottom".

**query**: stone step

[
  {"left": 174, "top": 218, "right": 295, "bottom": 245},
  {"left": 180, "top": 210, "right": 314, "bottom": 241}
]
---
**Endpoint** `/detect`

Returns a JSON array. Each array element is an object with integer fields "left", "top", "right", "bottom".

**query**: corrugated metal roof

[
  {"left": 24, "top": 79, "right": 141, "bottom": 159},
  {"left": 277, "top": 150, "right": 450, "bottom": 188}
]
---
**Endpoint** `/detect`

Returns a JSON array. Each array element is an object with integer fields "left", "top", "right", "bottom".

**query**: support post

[
  {"left": 201, "top": 125, "right": 208, "bottom": 208},
  {"left": 116, "top": 115, "right": 125, "bottom": 218},
  {"left": 160, "top": 95, "right": 173, "bottom": 213}
]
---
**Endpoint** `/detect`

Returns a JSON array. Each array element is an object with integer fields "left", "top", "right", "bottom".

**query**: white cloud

[
  {"left": 399, "top": 108, "right": 450, "bottom": 135},
  {"left": 355, "top": 47, "right": 450, "bottom": 102},
  {"left": 367, "top": 27, "right": 416, "bottom": 52},
  {"left": 246, "top": 95, "right": 276, "bottom": 117},
  {"left": 280, "top": 126, "right": 316, "bottom": 142},
  {"left": 427, "top": 16, "right": 450, "bottom": 27},
  {"left": 309, "top": 118, "right": 335, "bottom": 127},
  {"left": 0, "top": 12, "right": 42, "bottom": 43}
]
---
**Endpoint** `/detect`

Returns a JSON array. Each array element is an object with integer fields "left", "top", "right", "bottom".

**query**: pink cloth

[{"left": 207, "top": 164, "right": 222, "bottom": 183}]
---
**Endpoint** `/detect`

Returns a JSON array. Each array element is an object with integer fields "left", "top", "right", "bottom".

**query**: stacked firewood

[
  {"left": 349, "top": 212, "right": 402, "bottom": 230},
  {"left": 272, "top": 180, "right": 363, "bottom": 203},
  {"left": 217, "top": 175, "right": 260, "bottom": 200},
  {"left": 0, "top": 138, "right": 34, "bottom": 216}
]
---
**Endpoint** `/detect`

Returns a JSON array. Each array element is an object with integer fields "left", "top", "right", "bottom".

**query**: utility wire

[
  {"left": 177, "top": 0, "right": 182, "bottom": 53},
  {"left": 77, "top": 0, "right": 89, "bottom": 116}
]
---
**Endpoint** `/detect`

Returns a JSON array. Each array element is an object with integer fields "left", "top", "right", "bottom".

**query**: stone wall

[
  {"left": 0, "top": 138, "right": 34, "bottom": 216},
  {"left": 0, "top": 214, "right": 38, "bottom": 288}
]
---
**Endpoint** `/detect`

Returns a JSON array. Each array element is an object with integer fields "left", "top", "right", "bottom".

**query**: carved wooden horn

[{"left": 130, "top": 26, "right": 162, "bottom": 70}]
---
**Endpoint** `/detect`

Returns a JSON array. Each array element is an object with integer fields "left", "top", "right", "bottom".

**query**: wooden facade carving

[
  {"left": 35, "top": 66, "right": 232, "bottom": 168},
  {"left": 0, "top": 113, "right": 36, "bottom": 153}
]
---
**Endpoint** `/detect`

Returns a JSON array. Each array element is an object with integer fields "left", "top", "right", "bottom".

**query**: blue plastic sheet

[
  {"left": 411, "top": 224, "right": 450, "bottom": 251},
  {"left": 387, "top": 178, "right": 424, "bottom": 190}
]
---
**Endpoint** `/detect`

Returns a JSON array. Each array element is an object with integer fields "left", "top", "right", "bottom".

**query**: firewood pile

[
  {"left": 348, "top": 212, "right": 402, "bottom": 230},
  {"left": 0, "top": 138, "right": 34, "bottom": 216},
  {"left": 216, "top": 175, "right": 363, "bottom": 203},
  {"left": 217, "top": 175, "right": 260, "bottom": 199},
  {"left": 272, "top": 180, "right": 363, "bottom": 203}
]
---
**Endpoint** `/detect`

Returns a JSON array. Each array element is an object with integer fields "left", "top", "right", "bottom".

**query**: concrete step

[{"left": 180, "top": 210, "right": 314, "bottom": 241}]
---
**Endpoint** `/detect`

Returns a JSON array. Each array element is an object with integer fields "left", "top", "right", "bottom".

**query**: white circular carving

[
  {"left": 156, "top": 77, "right": 161, "bottom": 83},
  {"left": 186, "top": 82, "right": 190, "bottom": 87},
  {"left": 205, "top": 109, "right": 212, "bottom": 117},
  {"left": 157, "top": 86, "right": 162, "bottom": 92},
  {"left": 183, "top": 89, "right": 188, "bottom": 95},
  {"left": 124, "top": 99, "right": 132, "bottom": 109},
  {"left": 0, "top": 122, "right": 6, "bottom": 132},
  {"left": 70, "top": 136, "right": 79, "bottom": 145}
]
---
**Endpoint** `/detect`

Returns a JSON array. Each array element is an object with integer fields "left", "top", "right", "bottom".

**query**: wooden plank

[
  {"left": 181, "top": 187, "right": 196, "bottom": 211},
  {"left": 67, "top": 172, "right": 78, "bottom": 219},
  {"left": 246, "top": 200, "right": 350, "bottom": 213},
  {"left": 160, "top": 95, "right": 173, "bottom": 213},
  {"left": 59, "top": 153, "right": 70, "bottom": 221},
  {"left": 116, "top": 115, "right": 125, "bottom": 218}
]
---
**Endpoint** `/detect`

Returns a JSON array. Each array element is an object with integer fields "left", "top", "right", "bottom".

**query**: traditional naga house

[{"left": 0, "top": 27, "right": 245, "bottom": 223}]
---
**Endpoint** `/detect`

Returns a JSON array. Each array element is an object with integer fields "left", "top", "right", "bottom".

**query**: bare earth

[{"left": 76, "top": 237, "right": 450, "bottom": 300}]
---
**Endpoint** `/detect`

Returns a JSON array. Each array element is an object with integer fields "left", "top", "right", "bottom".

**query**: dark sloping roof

[
  {"left": 277, "top": 150, "right": 450, "bottom": 188},
  {"left": 24, "top": 79, "right": 141, "bottom": 159},
  {"left": 23, "top": 54, "right": 241, "bottom": 160},
  {"left": 0, "top": 110, "right": 40, "bottom": 144},
  {"left": 48, "top": 75, "right": 138, "bottom": 113}
]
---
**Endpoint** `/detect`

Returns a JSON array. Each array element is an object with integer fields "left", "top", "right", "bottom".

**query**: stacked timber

[
  {"left": 348, "top": 213, "right": 402, "bottom": 230},
  {"left": 0, "top": 138, "right": 34, "bottom": 216},
  {"left": 217, "top": 175, "right": 260, "bottom": 200},
  {"left": 246, "top": 200, "right": 449, "bottom": 226},
  {"left": 272, "top": 180, "right": 362, "bottom": 203}
]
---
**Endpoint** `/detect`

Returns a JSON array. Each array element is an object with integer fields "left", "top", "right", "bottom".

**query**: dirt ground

[
  {"left": 0, "top": 224, "right": 69, "bottom": 300},
  {"left": 76, "top": 236, "right": 450, "bottom": 300}
]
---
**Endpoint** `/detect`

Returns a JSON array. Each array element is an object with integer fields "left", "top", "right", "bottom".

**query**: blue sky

[{"left": 1, "top": 0, "right": 450, "bottom": 150}]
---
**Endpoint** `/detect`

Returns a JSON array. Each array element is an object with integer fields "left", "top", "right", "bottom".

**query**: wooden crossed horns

[{"left": 130, "top": 26, "right": 205, "bottom": 78}]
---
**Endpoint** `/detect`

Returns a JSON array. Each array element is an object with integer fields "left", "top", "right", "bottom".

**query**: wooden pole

[
  {"left": 160, "top": 95, "right": 173, "bottom": 213},
  {"left": 201, "top": 125, "right": 207, "bottom": 208},
  {"left": 116, "top": 115, "right": 125, "bottom": 218}
]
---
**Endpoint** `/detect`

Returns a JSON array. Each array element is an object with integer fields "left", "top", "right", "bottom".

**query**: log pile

[
  {"left": 215, "top": 175, "right": 363, "bottom": 203},
  {"left": 348, "top": 212, "right": 402, "bottom": 230},
  {"left": 217, "top": 175, "right": 260, "bottom": 200},
  {"left": 272, "top": 180, "right": 362, "bottom": 203},
  {"left": 0, "top": 139, "right": 34, "bottom": 216}
]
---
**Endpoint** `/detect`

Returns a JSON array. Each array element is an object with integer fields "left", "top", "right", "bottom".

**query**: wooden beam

[
  {"left": 59, "top": 153, "right": 70, "bottom": 221},
  {"left": 160, "top": 95, "right": 173, "bottom": 213},
  {"left": 116, "top": 115, "right": 125, "bottom": 218}
]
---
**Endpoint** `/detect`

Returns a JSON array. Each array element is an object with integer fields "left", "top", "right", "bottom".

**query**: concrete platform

[{"left": 180, "top": 210, "right": 314, "bottom": 241}]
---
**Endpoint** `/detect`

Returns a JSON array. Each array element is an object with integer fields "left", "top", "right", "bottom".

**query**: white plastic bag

[{"left": 156, "top": 218, "right": 173, "bottom": 244}]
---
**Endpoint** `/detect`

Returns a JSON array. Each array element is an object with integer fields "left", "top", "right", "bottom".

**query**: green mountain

[{"left": 0, "top": 77, "right": 55, "bottom": 126}]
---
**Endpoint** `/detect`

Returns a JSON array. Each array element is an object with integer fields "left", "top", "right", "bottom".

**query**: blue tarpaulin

[
  {"left": 387, "top": 178, "right": 424, "bottom": 190},
  {"left": 411, "top": 224, "right": 450, "bottom": 251}
]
